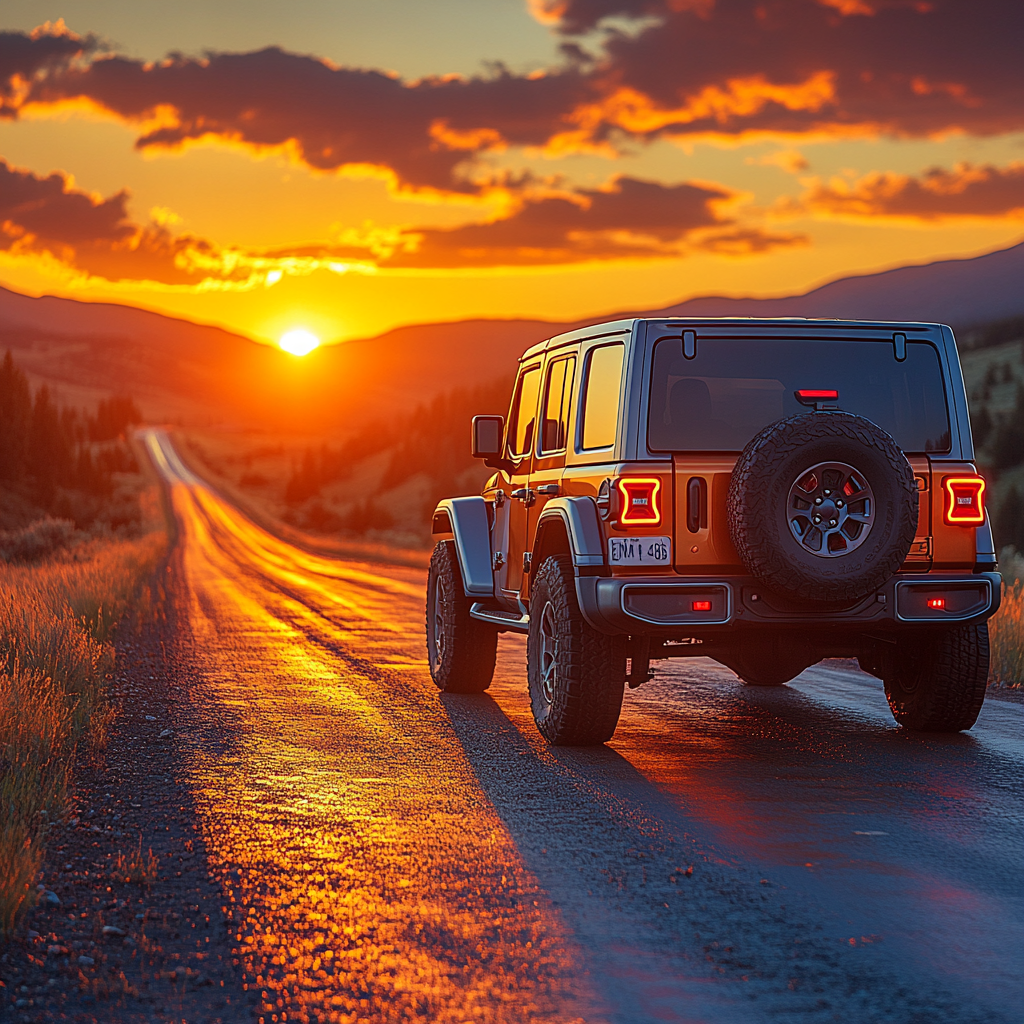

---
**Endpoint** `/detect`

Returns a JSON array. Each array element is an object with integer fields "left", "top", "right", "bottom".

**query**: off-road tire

[
  {"left": 728, "top": 411, "right": 918, "bottom": 604},
  {"left": 426, "top": 541, "right": 497, "bottom": 693},
  {"left": 883, "top": 624, "right": 989, "bottom": 732},
  {"left": 527, "top": 555, "right": 626, "bottom": 745}
]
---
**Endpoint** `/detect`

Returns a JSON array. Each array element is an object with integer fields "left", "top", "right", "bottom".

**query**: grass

[
  {"left": 990, "top": 547, "right": 1024, "bottom": 687},
  {"left": 0, "top": 499, "right": 166, "bottom": 935}
]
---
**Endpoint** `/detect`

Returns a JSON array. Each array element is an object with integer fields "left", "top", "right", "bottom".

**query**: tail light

[
  {"left": 943, "top": 476, "right": 986, "bottom": 525},
  {"left": 616, "top": 478, "right": 662, "bottom": 526}
]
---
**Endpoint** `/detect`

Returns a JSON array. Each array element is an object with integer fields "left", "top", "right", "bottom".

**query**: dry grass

[
  {"left": 112, "top": 838, "right": 161, "bottom": 888},
  {"left": 0, "top": 510, "right": 166, "bottom": 934},
  {"left": 990, "top": 547, "right": 1024, "bottom": 686}
]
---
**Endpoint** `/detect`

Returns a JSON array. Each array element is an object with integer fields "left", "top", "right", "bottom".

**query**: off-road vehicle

[{"left": 427, "top": 318, "right": 1000, "bottom": 745}]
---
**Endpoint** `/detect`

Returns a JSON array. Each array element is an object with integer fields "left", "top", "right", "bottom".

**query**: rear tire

[
  {"left": 426, "top": 541, "right": 497, "bottom": 693},
  {"left": 883, "top": 624, "right": 989, "bottom": 732},
  {"left": 527, "top": 555, "right": 626, "bottom": 745}
]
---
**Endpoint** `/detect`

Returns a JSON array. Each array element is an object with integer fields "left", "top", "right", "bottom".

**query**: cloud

[
  {"left": 0, "top": 158, "right": 797, "bottom": 280},
  {"left": 799, "top": 162, "right": 1024, "bottom": 221},
  {"left": 0, "top": 22, "right": 97, "bottom": 116},
  {"left": 0, "top": 158, "right": 243, "bottom": 285},
  {"left": 0, "top": 1, "right": 1019, "bottom": 201},
  {"left": 322, "top": 176, "right": 806, "bottom": 267}
]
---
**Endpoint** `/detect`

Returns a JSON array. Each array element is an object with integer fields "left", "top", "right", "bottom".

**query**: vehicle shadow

[{"left": 436, "top": 674, "right": 1021, "bottom": 1021}]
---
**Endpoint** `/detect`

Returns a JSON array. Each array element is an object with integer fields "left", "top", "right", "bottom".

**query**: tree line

[{"left": 0, "top": 351, "right": 142, "bottom": 528}]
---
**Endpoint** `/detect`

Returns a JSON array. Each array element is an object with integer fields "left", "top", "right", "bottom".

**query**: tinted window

[
  {"left": 581, "top": 343, "right": 624, "bottom": 450},
  {"left": 648, "top": 338, "right": 950, "bottom": 453},
  {"left": 508, "top": 364, "right": 541, "bottom": 456},
  {"left": 540, "top": 355, "right": 576, "bottom": 452}
]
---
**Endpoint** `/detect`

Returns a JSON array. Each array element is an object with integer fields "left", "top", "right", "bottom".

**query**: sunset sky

[{"left": 1, "top": 0, "right": 1022, "bottom": 345}]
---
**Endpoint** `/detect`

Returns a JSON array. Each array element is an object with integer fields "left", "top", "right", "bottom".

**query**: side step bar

[{"left": 470, "top": 603, "right": 529, "bottom": 633}]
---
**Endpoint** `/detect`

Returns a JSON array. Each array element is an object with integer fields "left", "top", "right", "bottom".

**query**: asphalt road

[{"left": 142, "top": 428, "right": 1023, "bottom": 1024}]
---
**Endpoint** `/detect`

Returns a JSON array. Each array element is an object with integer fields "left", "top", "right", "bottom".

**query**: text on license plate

[{"left": 608, "top": 536, "right": 672, "bottom": 565}]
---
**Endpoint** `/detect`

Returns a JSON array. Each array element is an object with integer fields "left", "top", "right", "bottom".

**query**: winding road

[{"left": 142, "top": 428, "right": 1022, "bottom": 1024}]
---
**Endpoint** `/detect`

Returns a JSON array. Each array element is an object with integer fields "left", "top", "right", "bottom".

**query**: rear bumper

[{"left": 576, "top": 571, "right": 1002, "bottom": 636}]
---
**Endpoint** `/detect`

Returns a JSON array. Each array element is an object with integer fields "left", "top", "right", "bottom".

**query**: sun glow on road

[{"left": 279, "top": 329, "right": 320, "bottom": 356}]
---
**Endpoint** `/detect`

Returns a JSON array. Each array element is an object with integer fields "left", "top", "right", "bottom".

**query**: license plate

[{"left": 608, "top": 536, "right": 672, "bottom": 566}]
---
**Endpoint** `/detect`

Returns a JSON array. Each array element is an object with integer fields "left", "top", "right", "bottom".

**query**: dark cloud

[
  {"left": 802, "top": 162, "right": 1024, "bottom": 220},
  {"left": 313, "top": 176, "right": 806, "bottom": 267},
  {"left": 0, "top": 158, "right": 231, "bottom": 284},
  {"left": 575, "top": 0, "right": 1024, "bottom": 142},
  {"left": 0, "top": 23, "right": 96, "bottom": 116},
  {"left": 23, "top": 47, "right": 588, "bottom": 195},
  {"left": 1, "top": 1, "right": 1018, "bottom": 199}
]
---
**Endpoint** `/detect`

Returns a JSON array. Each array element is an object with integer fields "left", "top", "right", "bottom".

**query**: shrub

[
  {"left": 990, "top": 547, "right": 1024, "bottom": 687},
  {"left": 0, "top": 517, "right": 75, "bottom": 563}
]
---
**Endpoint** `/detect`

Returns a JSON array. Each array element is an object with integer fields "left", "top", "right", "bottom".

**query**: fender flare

[
  {"left": 432, "top": 497, "right": 494, "bottom": 597},
  {"left": 535, "top": 496, "right": 606, "bottom": 571}
]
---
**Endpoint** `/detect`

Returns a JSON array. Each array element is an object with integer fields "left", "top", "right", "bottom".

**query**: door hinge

[
  {"left": 522, "top": 551, "right": 532, "bottom": 574},
  {"left": 493, "top": 489, "right": 506, "bottom": 508},
  {"left": 492, "top": 551, "right": 504, "bottom": 570}
]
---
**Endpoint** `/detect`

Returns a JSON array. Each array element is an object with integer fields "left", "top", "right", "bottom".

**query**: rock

[
  {"left": 26, "top": 931, "right": 39, "bottom": 940},
  {"left": 77, "top": 955, "right": 94, "bottom": 967},
  {"left": 145, "top": 715, "right": 156, "bottom": 721},
  {"left": 47, "top": 945, "right": 67, "bottom": 956},
  {"left": 41, "top": 891, "right": 60, "bottom": 907},
  {"left": 102, "top": 926, "right": 125, "bottom": 937},
  {"left": 159, "top": 728, "right": 173, "bottom": 738}
]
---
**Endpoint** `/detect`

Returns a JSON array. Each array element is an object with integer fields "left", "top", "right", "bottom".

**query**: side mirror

[{"left": 472, "top": 415, "right": 504, "bottom": 461}]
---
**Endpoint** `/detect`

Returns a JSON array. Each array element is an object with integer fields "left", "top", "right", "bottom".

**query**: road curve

[{"left": 142, "top": 428, "right": 1023, "bottom": 1024}]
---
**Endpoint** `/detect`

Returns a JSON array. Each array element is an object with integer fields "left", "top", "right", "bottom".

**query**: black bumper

[{"left": 576, "top": 571, "right": 1002, "bottom": 636}]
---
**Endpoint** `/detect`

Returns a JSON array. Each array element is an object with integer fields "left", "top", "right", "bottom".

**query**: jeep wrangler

[{"left": 427, "top": 318, "right": 1000, "bottom": 745}]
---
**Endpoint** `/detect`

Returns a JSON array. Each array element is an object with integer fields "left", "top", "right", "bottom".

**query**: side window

[
  {"left": 580, "top": 343, "right": 624, "bottom": 450},
  {"left": 540, "top": 355, "right": 576, "bottom": 453},
  {"left": 507, "top": 364, "right": 542, "bottom": 457}
]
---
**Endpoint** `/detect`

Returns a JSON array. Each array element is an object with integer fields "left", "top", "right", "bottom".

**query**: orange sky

[{"left": 1, "top": 2, "right": 1023, "bottom": 345}]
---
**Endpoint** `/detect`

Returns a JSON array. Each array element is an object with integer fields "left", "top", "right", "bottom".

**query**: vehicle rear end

[{"left": 579, "top": 318, "right": 998, "bottom": 729}]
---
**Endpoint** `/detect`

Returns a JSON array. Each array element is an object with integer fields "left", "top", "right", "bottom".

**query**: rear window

[{"left": 648, "top": 338, "right": 950, "bottom": 453}]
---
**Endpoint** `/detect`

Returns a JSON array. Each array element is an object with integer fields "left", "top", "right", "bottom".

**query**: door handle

[
  {"left": 511, "top": 487, "right": 535, "bottom": 506},
  {"left": 535, "top": 483, "right": 560, "bottom": 496}
]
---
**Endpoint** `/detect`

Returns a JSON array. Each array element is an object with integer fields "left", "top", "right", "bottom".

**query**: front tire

[
  {"left": 426, "top": 541, "right": 497, "bottom": 693},
  {"left": 527, "top": 556, "right": 626, "bottom": 745},
  {"left": 883, "top": 624, "right": 989, "bottom": 732}
]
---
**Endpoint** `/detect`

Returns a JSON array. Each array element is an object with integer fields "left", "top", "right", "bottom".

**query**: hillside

[{"left": 1, "top": 239, "right": 1022, "bottom": 431}]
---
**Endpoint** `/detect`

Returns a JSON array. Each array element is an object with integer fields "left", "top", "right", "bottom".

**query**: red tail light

[
  {"left": 616, "top": 478, "right": 662, "bottom": 526},
  {"left": 943, "top": 476, "right": 986, "bottom": 525},
  {"left": 927, "top": 598, "right": 946, "bottom": 610},
  {"left": 796, "top": 389, "right": 839, "bottom": 402},
  {"left": 692, "top": 600, "right": 712, "bottom": 611}
]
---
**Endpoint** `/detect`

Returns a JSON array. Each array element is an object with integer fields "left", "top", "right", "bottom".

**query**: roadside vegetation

[{"left": 0, "top": 351, "right": 165, "bottom": 934}]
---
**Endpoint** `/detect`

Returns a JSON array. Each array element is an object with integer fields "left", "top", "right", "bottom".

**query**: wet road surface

[{"left": 143, "top": 429, "right": 1023, "bottom": 1023}]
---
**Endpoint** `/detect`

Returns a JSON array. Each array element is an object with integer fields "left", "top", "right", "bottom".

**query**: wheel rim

[
  {"left": 786, "top": 461, "right": 875, "bottom": 558},
  {"left": 539, "top": 600, "right": 558, "bottom": 704},
  {"left": 431, "top": 574, "right": 448, "bottom": 670}
]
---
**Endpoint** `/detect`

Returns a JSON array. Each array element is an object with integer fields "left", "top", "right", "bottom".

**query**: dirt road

[{"left": 132, "top": 428, "right": 1022, "bottom": 1023}]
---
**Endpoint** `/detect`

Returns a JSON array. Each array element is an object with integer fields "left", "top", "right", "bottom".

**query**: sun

[{"left": 279, "top": 328, "right": 320, "bottom": 356}]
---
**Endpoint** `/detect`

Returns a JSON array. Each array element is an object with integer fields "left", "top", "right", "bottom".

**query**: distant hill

[{"left": 1, "top": 239, "right": 1022, "bottom": 431}]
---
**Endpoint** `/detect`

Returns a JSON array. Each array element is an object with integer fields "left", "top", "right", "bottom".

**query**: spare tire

[{"left": 727, "top": 411, "right": 918, "bottom": 604}]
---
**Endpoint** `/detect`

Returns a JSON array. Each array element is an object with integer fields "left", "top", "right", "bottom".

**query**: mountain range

[{"left": 1, "top": 239, "right": 1021, "bottom": 432}]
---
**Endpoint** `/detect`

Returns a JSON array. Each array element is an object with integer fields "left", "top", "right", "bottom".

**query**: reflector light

[
  {"left": 692, "top": 600, "right": 712, "bottom": 611},
  {"left": 616, "top": 478, "right": 662, "bottom": 526},
  {"left": 943, "top": 476, "right": 986, "bottom": 525},
  {"left": 796, "top": 389, "right": 839, "bottom": 400},
  {"left": 927, "top": 598, "right": 946, "bottom": 610}
]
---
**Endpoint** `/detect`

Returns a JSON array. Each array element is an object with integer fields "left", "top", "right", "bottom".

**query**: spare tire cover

[{"left": 727, "top": 411, "right": 918, "bottom": 604}]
